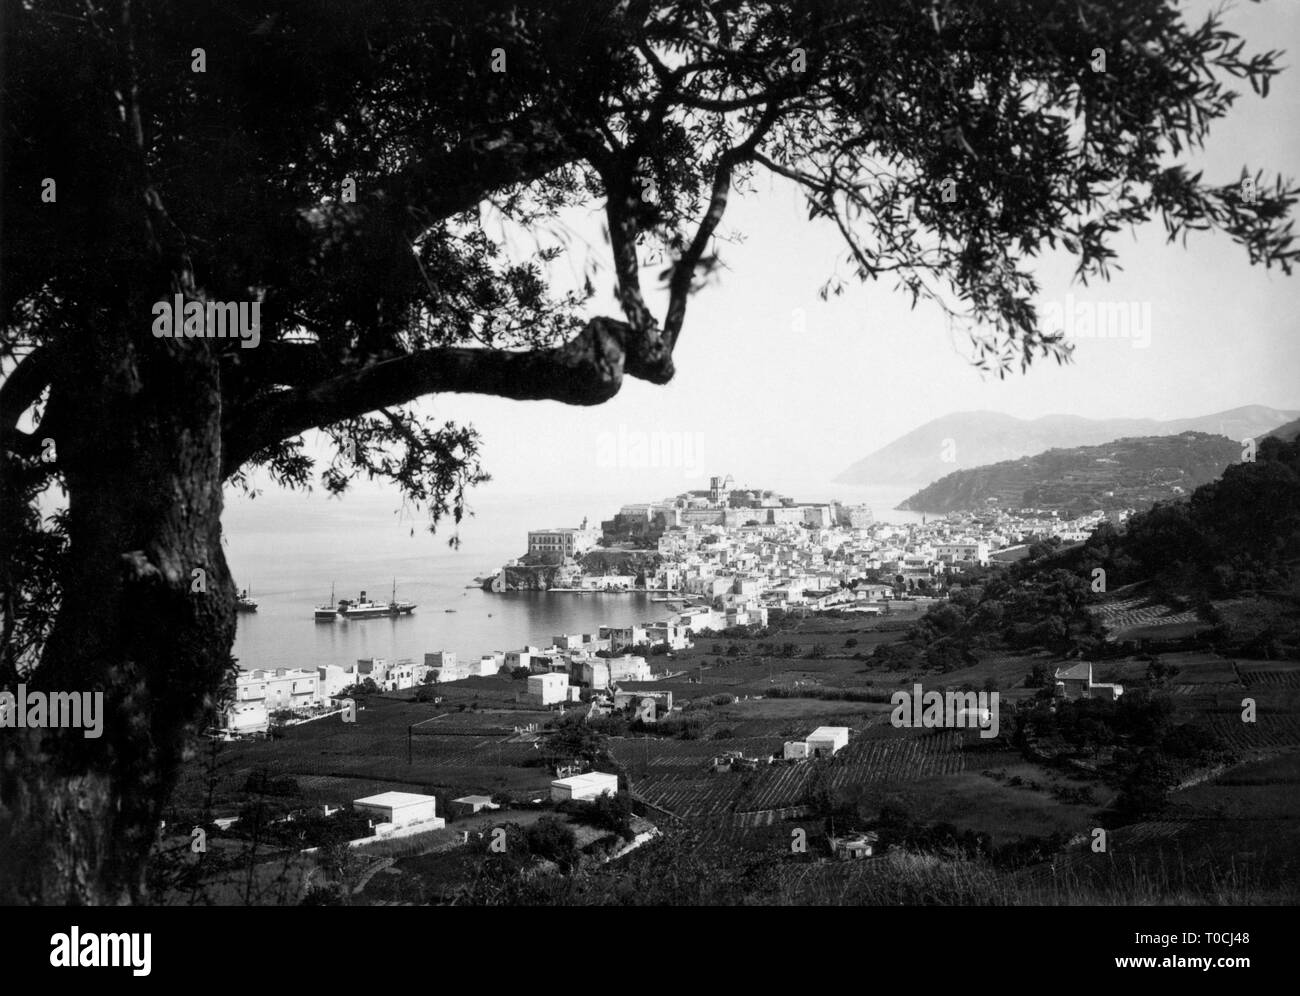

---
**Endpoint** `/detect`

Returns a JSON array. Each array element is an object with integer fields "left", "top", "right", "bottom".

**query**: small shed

[
  {"left": 450, "top": 795, "right": 499, "bottom": 817},
  {"left": 829, "top": 831, "right": 878, "bottom": 860}
]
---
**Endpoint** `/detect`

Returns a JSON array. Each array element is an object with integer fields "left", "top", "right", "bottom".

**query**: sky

[{"left": 242, "top": 0, "right": 1300, "bottom": 516}]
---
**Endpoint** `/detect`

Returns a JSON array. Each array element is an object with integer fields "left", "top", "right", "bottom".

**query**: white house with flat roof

[
  {"left": 352, "top": 791, "right": 445, "bottom": 831},
  {"left": 807, "top": 726, "right": 850, "bottom": 757},
  {"left": 550, "top": 771, "right": 619, "bottom": 803},
  {"left": 528, "top": 526, "right": 600, "bottom": 560},
  {"left": 526, "top": 671, "right": 568, "bottom": 706},
  {"left": 235, "top": 667, "right": 323, "bottom": 709},
  {"left": 223, "top": 701, "right": 269, "bottom": 735},
  {"left": 784, "top": 726, "right": 849, "bottom": 760},
  {"left": 783, "top": 739, "right": 810, "bottom": 760}
]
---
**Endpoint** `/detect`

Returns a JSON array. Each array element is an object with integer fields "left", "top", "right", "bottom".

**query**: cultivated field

[{"left": 166, "top": 604, "right": 1300, "bottom": 903}]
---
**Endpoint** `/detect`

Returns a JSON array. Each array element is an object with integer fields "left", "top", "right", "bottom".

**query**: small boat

[
  {"left": 314, "top": 583, "right": 338, "bottom": 622},
  {"left": 445, "top": 609, "right": 457, "bottom": 613},
  {"left": 236, "top": 588, "right": 258, "bottom": 613}
]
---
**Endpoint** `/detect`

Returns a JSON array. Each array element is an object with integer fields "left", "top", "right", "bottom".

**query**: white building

[
  {"left": 527, "top": 526, "right": 601, "bottom": 560},
  {"left": 550, "top": 771, "right": 619, "bottom": 803},
  {"left": 579, "top": 659, "right": 610, "bottom": 690},
  {"left": 553, "top": 633, "right": 600, "bottom": 651},
  {"left": 935, "top": 542, "right": 990, "bottom": 567},
  {"left": 1054, "top": 662, "right": 1124, "bottom": 701},
  {"left": 607, "top": 654, "right": 651, "bottom": 685},
  {"left": 505, "top": 649, "right": 533, "bottom": 672},
  {"left": 352, "top": 791, "right": 446, "bottom": 832},
  {"left": 526, "top": 672, "right": 568, "bottom": 706},
  {"left": 579, "top": 654, "right": 652, "bottom": 690},
  {"left": 784, "top": 726, "right": 849, "bottom": 760},
  {"left": 424, "top": 650, "right": 499, "bottom": 681},
  {"left": 383, "top": 659, "right": 419, "bottom": 691},
  {"left": 599, "top": 624, "right": 648, "bottom": 650},
  {"left": 643, "top": 621, "right": 693, "bottom": 650},
  {"left": 235, "top": 668, "right": 323, "bottom": 711},
  {"left": 783, "top": 740, "right": 810, "bottom": 760},
  {"left": 355, "top": 657, "right": 419, "bottom": 691},
  {"left": 223, "top": 701, "right": 269, "bottom": 735},
  {"left": 424, "top": 650, "right": 457, "bottom": 680},
  {"left": 807, "top": 726, "right": 850, "bottom": 757},
  {"left": 316, "top": 664, "right": 358, "bottom": 700}
]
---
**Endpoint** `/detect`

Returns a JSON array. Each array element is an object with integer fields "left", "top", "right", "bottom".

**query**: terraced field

[
  {"left": 629, "top": 764, "right": 820, "bottom": 819},
  {"left": 821, "top": 730, "right": 966, "bottom": 789},
  {"left": 627, "top": 729, "right": 967, "bottom": 820},
  {"left": 1238, "top": 664, "right": 1300, "bottom": 688},
  {"left": 1172, "top": 683, "right": 1242, "bottom": 698},
  {"left": 629, "top": 773, "right": 748, "bottom": 818},
  {"left": 737, "top": 763, "right": 819, "bottom": 811},
  {"left": 609, "top": 737, "right": 784, "bottom": 771},
  {"left": 1091, "top": 594, "right": 1203, "bottom": 637},
  {"left": 1207, "top": 714, "right": 1300, "bottom": 750}
]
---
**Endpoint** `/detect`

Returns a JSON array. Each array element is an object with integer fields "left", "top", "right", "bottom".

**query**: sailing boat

[{"left": 314, "top": 582, "right": 338, "bottom": 622}]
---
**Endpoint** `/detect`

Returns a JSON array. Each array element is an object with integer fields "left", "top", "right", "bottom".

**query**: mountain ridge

[
  {"left": 835, "top": 405, "right": 1298, "bottom": 489},
  {"left": 895, "top": 431, "right": 1242, "bottom": 515}
]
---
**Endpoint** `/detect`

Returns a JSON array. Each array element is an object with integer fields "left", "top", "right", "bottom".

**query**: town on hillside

[
  {"left": 224, "top": 475, "right": 1131, "bottom": 735},
  {"left": 492, "top": 474, "right": 1128, "bottom": 595}
]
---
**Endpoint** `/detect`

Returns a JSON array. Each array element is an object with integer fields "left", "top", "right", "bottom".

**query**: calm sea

[{"left": 225, "top": 480, "right": 921, "bottom": 671}]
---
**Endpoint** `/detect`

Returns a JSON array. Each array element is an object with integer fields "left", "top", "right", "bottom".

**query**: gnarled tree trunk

[{"left": 0, "top": 318, "right": 236, "bottom": 904}]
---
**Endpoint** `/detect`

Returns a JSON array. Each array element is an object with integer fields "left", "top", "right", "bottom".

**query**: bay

[{"left": 224, "top": 478, "right": 924, "bottom": 672}]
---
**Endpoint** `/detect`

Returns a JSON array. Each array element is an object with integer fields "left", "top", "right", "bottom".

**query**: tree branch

[
  {"left": 663, "top": 103, "right": 782, "bottom": 348},
  {"left": 223, "top": 315, "right": 671, "bottom": 478},
  {"left": 294, "top": 116, "right": 604, "bottom": 257},
  {"left": 0, "top": 347, "right": 53, "bottom": 435}
]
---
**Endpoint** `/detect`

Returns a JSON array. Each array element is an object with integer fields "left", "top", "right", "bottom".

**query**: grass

[{"left": 772, "top": 847, "right": 1296, "bottom": 905}]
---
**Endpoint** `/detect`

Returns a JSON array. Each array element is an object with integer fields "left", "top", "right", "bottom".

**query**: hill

[
  {"left": 1268, "top": 416, "right": 1300, "bottom": 442},
  {"left": 834, "top": 406, "right": 1297, "bottom": 488},
  {"left": 896, "top": 432, "right": 1241, "bottom": 515}
]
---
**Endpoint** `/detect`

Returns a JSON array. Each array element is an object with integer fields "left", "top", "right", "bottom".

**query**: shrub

[{"left": 526, "top": 816, "right": 579, "bottom": 870}]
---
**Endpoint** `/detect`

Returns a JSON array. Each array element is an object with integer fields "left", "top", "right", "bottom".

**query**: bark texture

[{"left": 1, "top": 320, "right": 235, "bottom": 904}]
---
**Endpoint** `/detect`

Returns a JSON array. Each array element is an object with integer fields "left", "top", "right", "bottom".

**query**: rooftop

[
  {"left": 552, "top": 772, "right": 619, "bottom": 789},
  {"left": 1055, "top": 662, "right": 1092, "bottom": 681},
  {"left": 354, "top": 791, "right": 438, "bottom": 809}
]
